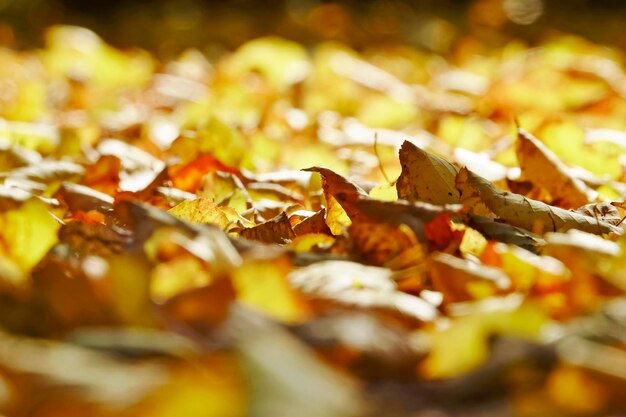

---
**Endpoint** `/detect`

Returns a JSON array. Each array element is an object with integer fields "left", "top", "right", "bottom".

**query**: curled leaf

[
  {"left": 396, "top": 140, "right": 460, "bottom": 205},
  {"left": 517, "top": 128, "right": 595, "bottom": 208},
  {"left": 456, "top": 167, "right": 619, "bottom": 235},
  {"left": 240, "top": 212, "right": 296, "bottom": 244}
]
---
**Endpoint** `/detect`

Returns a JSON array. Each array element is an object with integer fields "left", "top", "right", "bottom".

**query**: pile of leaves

[{"left": 1, "top": 25, "right": 626, "bottom": 416}]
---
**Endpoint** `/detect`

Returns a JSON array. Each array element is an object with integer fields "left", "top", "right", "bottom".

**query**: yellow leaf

[
  {"left": 288, "top": 233, "right": 335, "bottom": 252},
  {"left": 168, "top": 198, "right": 231, "bottom": 230},
  {"left": 151, "top": 256, "right": 213, "bottom": 303},
  {"left": 0, "top": 199, "right": 59, "bottom": 273},
  {"left": 422, "top": 302, "right": 547, "bottom": 378},
  {"left": 196, "top": 117, "right": 246, "bottom": 167},
  {"left": 516, "top": 128, "right": 594, "bottom": 208},
  {"left": 396, "top": 141, "right": 459, "bottom": 205},
  {"left": 368, "top": 183, "right": 397, "bottom": 201},
  {"left": 136, "top": 354, "right": 246, "bottom": 417},
  {"left": 325, "top": 194, "right": 352, "bottom": 235},
  {"left": 232, "top": 256, "right": 310, "bottom": 324},
  {"left": 304, "top": 167, "right": 367, "bottom": 235},
  {"left": 225, "top": 37, "right": 310, "bottom": 92}
]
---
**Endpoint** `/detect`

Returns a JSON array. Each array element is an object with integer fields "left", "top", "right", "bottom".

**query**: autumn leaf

[
  {"left": 239, "top": 212, "right": 296, "bottom": 244},
  {"left": 169, "top": 154, "right": 239, "bottom": 192},
  {"left": 575, "top": 201, "right": 623, "bottom": 226},
  {"left": 348, "top": 196, "right": 460, "bottom": 242},
  {"left": 516, "top": 127, "right": 595, "bottom": 208},
  {"left": 168, "top": 198, "right": 231, "bottom": 230},
  {"left": 456, "top": 167, "right": 620, "bottom": 235},
  {"left": 232, "top": 255, "right": 310, "bottom": 323},
  {"left": 0, "top": 198, "right": 60, "bottom": 273},
  {"left": 396, "top": 140, "right": 460, "bottom": 205},
  {"left": 303, "top": 166, "right": 368, "bottom": 235},
  {"left": 292, "top": 208, "right": 332, "bottom": 236},
  {"left": 467, "top": 214, "right": 545, "bottom": 253}
]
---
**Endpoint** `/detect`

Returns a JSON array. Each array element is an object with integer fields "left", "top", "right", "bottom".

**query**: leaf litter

[{"left": 0, "top": 25, "right": 625, "bottom": 417}]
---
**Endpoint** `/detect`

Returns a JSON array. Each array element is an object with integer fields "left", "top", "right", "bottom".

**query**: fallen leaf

[
  {"left": 0, "top": 198, "right": 60, "bottom": 273},
  {"left": 575, "top": 201, "right": 623, "bottom": 225},
  {"left": 292, "top": 208, "right": 332, "bottom": 236},
  {"left": 303, "top": 166, "right": 368, "bottom": 235},
  {"left": 348, "top": 221, "right": 418, "bottom": 265},
  {"left": 168, "top": 198, "right": 231, "bottom": 230},
  {"left": 239, "top": 212, "right": 296, "bottom": 244},
  {"left": 467, "top": 214, "right": 545, "bottom": 253},
  {"left": 232, "top": 255, "right": 310, "bottom": 323},
  {"left": 456, "top": 167, "right": 620, "bottom": 235},
  {"left": 516, "top": 127, "right": 595, "bottom": 208},
  {"left": 169, "top": 154, "right": 239, "bottom": 192},
  {"left": 396, "top": 140, "right": 460, "bottom": 205}
]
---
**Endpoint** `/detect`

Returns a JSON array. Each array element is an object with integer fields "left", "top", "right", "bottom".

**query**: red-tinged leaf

[
  {"left": 424, "top": 213, "right": 464, "bottom": 251},
  {"left": 169, "top": 154, "right": 240, "bottom": 192}
]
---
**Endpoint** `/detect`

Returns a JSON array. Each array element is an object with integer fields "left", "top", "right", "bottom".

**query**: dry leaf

[
  {"left": 168, "top": 198, "right": 231, "bottom": 230},
  {"left": 292, "top": 208, "right": 331, "bottom": 236},
  {"left": 575, "top": 201, "right": 623, "bottom": 226},
  {"left": 303, "top": 166, "right": 367, "bottom": 235},
  {"left": 396, "top": 140, "right": 460, "bottom": 205},
  {"left": 348, "top": 220, "right": 418, "bottom": 265},
  {"left": 456, "top": 167, "right": 620, "bottom": 235},
  {"left": 239, "top": 212, "right": 296, "bottom": 244},
  {"left": 467, "top": 214, "right": 545, "bottom": 253},
  {"left": 517, "top": 128, "right": 595, "bottom": 208}
]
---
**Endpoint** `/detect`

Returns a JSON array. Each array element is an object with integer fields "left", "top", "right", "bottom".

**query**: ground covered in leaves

[{"left": 1, "top": 25, "right": 626, "bottom": 416}]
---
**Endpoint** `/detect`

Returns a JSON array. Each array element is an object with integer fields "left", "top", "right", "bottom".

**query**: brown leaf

[
  {"left": 456, "top": 167, "right": 620, "bottom": 235},
  {"left": 575, "top": 201, "right": 623, "bottom": 226},
  {"left": 303, "top": 166, "right": 368, "bottom": 235},
  {"left": 467, "top": 214, "right": 545, "bottom": 253},
  {"left": 397, "top": 140, "right": 460, "bottom": 205},
  {"left": 293, "top": 208, "right": 332, "bottom": 236},
  {"left": 240, "top": 212, "right": 296, "bottom": 244},
  {"left": 159, "top": 277, "right": 236, "bottom": 330},
  {"left": 516, "top": 128, "right": 594, "bottom": 208},
  {"left": 57, "top": 182, "right": 114, "bottom": 213},
  {"left": 348, "top": 220, "right": 418, "bottom": 265},
  {"left": 347, "top": 196, "right": 459, "bottom": 242}
]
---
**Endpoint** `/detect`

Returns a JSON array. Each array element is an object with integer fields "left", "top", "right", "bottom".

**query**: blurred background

[{"left": 1, "top": 0, "right": 626, "bottom": 57}]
